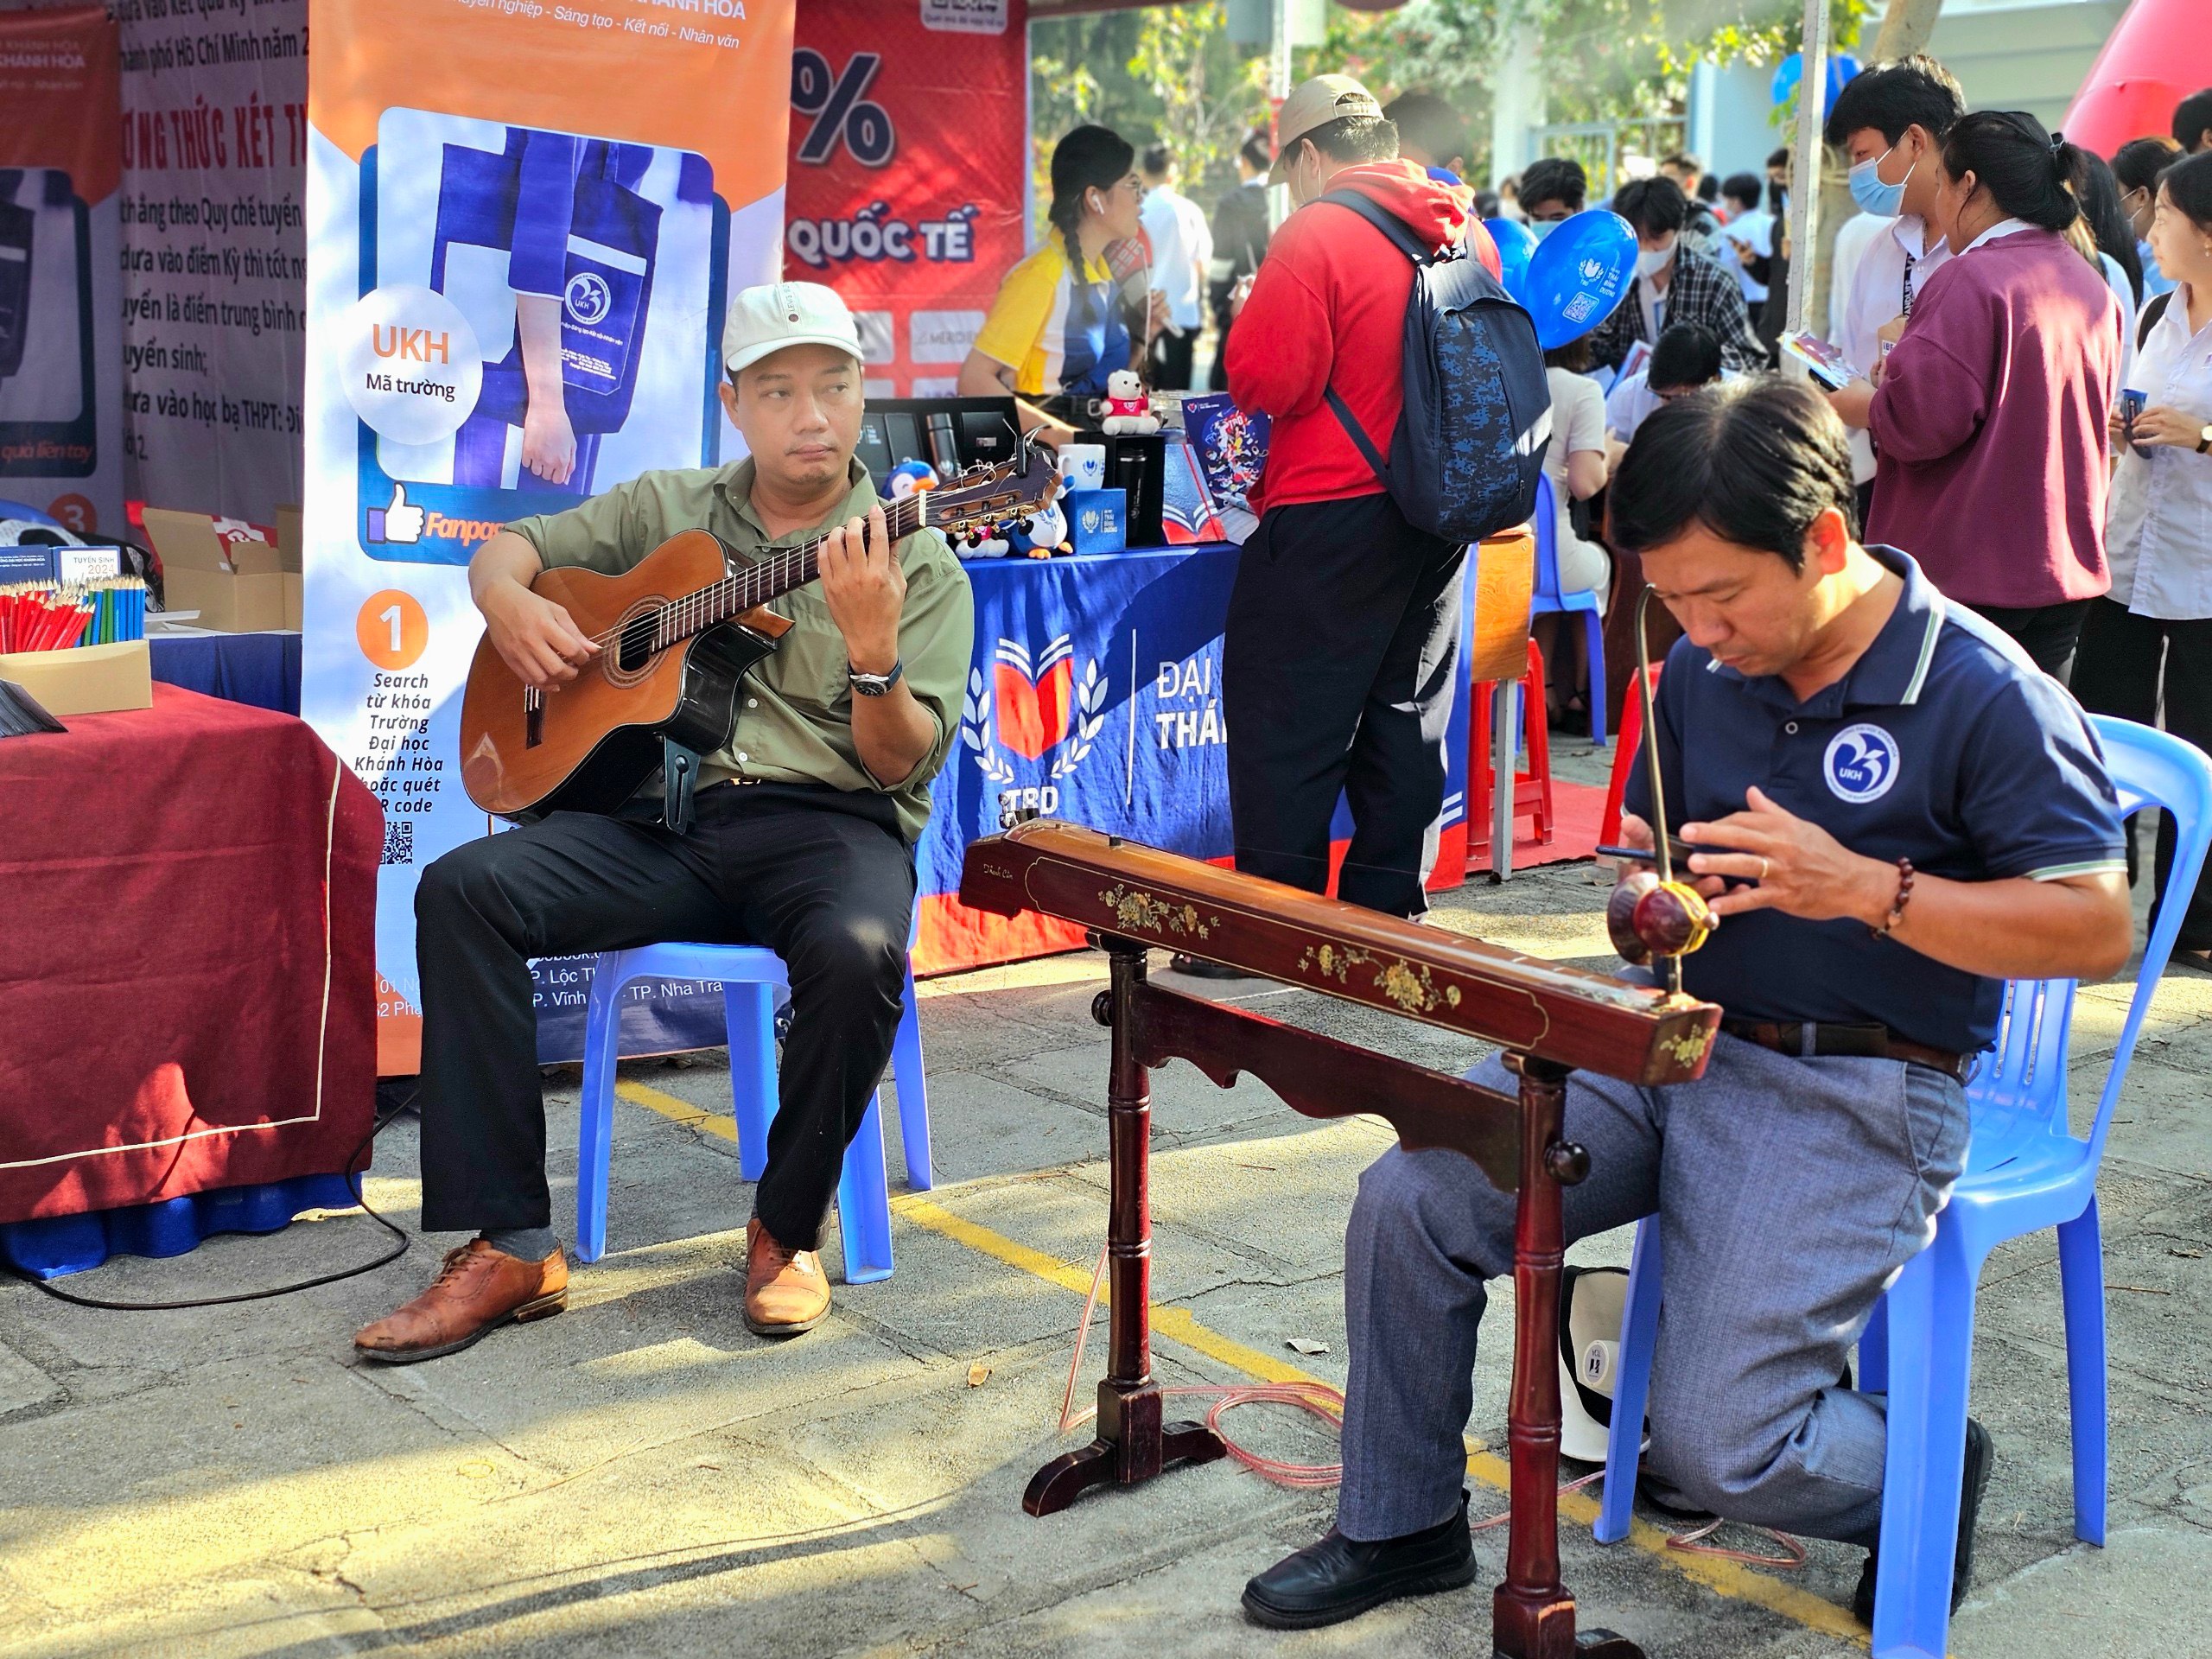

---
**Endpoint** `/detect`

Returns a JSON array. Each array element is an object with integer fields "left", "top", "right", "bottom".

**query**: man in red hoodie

[{"left": 1219, "top": 76, "right": 1498, "bottom": 923}]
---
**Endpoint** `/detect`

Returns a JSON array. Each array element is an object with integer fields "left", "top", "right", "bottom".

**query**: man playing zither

[
  {"left": 1246, "top": 378, "right": 2133, "bottom": 1630},
  {"left": 355, "top": 283, "right": 972, "bottom": 1358}
]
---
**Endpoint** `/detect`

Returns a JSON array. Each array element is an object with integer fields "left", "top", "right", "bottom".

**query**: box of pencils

[{"left": 0, "top": 576, "right": 147, "bottom": 653}]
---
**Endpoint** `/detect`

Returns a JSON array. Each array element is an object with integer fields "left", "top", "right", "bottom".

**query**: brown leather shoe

[
  {"left": 745, "top": 1218, "right": 830, "bottom": 1337},
  {"left": 354, "top": 1239, "right": 568, "bottom": 1364}
]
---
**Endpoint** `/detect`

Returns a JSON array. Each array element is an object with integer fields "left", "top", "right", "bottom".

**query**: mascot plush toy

[
  {"left": 1100, "top": 370, "right": 1159, "bottom": 435},
  {"left": 1009, "top": 499, "right": 1067, "bottom": 559},
  {"left": 884, "top": 458, "right": 938, "bottom": 499}
]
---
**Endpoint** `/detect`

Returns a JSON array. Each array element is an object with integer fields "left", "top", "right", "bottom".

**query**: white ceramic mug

[{"left": 1058, "top": 443, "right": 1107, "bottom": 493}]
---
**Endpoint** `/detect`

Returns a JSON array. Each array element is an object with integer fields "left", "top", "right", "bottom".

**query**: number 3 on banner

[{"left": 357, "top": 589, "right": 429, "bottom": 672}]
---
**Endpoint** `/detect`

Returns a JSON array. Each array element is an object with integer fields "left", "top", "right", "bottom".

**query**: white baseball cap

[{"left": 723, "top": 280, "right": 863, "bottom": 375}]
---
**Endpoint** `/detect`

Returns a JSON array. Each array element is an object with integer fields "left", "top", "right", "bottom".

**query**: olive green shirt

[{"left": 507, "top": 458, "right": 973, "bottom": 842}]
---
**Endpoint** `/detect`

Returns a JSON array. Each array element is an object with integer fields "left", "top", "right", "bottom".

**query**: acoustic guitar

[{"left": 459, "top": 442, "right": 1058, "bottom": 822}]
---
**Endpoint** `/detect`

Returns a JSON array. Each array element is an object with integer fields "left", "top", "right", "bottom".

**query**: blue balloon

[
  {"left": 1771, "top": 50, "right": 1861, "bottom": 117},
  {"left": 1517, "top": 209, "right": 1637, "bottom": 350},
  {"left": 1484, "top": 216, "right": 1537, "bottom": 302}
]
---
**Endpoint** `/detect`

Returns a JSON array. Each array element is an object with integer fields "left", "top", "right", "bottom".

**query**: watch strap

[{"left": 849, "top": 658, "right": 904, "bottom": 695}]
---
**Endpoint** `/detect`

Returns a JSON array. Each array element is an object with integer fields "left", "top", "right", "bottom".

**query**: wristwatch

[
  {"left": 2198, "top": 423, "right": 2212, "bottom": 454},
  {"left": 849, "top": 658, "right": 904, "bottom": 697}
]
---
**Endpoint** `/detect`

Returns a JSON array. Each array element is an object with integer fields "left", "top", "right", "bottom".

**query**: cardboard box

[
  {"left": 1063, "top": 488, "right": 1127, "bottom": 556},
  {"left": 0, "top": 639, "right": 152, "bottom": 715},
  {"left": 142, "top": 508, "right": 302, "bottom": 632}
]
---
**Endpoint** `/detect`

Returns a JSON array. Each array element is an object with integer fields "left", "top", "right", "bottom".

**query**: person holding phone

[{"left": 2075, "top": 149, "right": 2212, "bottom": 960}]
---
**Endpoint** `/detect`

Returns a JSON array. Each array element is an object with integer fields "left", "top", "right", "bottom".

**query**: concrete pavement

[{"left": 3, "top": 776, "right": 2210, "bottom": 1658}]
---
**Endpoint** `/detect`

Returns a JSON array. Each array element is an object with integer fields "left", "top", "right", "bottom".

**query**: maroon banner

[{"left": 786, "top": 0, "right": 1029, "bottom": 397}]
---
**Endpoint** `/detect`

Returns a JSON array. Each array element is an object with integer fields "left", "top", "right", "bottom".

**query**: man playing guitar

[{"left": 355, "top": 283, "right": 973, "bottom": 1358}]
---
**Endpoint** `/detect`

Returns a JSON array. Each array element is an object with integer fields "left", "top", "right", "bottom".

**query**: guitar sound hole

[{"left": 617, "top": 613, "right": 660, "bottom": 674}]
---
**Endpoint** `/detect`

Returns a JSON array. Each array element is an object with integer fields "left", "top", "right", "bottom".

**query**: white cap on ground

[{"left": 723, "top": 280, "right": 862, "bottom": 375}]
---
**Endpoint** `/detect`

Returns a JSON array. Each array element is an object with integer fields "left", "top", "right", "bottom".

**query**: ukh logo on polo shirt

[{"left": 1825, "top": 722, "right": 1900, "bottom": 803}]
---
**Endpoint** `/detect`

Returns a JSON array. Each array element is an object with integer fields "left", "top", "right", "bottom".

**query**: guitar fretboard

[{"left": 629, "top": 493, "right": 931, "bottom": 656}]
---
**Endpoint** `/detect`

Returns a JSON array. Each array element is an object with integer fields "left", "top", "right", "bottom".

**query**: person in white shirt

[
  {"left": 1716, "top": 173, "right": 1773, "bottom": 305},
  {"left": 2075, "top": 149, "right": 2212, "bottom": 958},
  {"left": 1821, "top": 54, "right": 1967, "bottom": 519},
  {"left": 1139, "top": 143, "right": 1214, "bottom": 391},
  {"left": 1536, "top": 335, "right": 1611, "bottom": 730},
  {"left": 1604, "top": 321, "right": 1725, "bottom": 448}
]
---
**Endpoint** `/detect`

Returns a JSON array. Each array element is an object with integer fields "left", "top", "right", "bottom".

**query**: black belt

[{"left": 1720, "top": 1019, "right": 1974, "bottom": 1084}]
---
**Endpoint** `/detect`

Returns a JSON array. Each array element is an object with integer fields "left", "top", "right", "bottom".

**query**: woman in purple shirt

[{"left": 1835, "top": 112, "right": 2123, "bottom": 677}]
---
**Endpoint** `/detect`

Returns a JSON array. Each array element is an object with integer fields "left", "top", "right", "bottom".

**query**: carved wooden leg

[
  {"left": 1025, "top": 941, "right": 1224, "bottom": 1517},
  {"left": 1493, "top": 1054, "right": 1646, "bottom": 1659}
]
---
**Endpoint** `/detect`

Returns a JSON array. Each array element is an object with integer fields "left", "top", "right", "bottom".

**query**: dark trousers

[
  {"left": 414, "top": 784, "right": 916, "bottom": 1251},
  {"left": 2071, "top": 598, "right": 2212, "bottom": 951},
  {"left": 1967, "top": 598, "right": 2094, "bottom": 682},
  {"left": 1149, "top": 327, "right": 1196, "bottom": 392},
  {"left": 1223, "top": 493, "right": 1465, "bottom": 918}
]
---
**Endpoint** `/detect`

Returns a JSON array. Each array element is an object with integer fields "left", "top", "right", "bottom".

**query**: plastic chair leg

[
  {"left": 1596, "top": 1215, "right": 1662, "bottom": 1545},
  {"left": 1871, "top": 1235, "right": 1978, "bottom": 1659},
  {"left": 892, "top": 965, "right": 932, "bottom": 1190},
  {"left": 2056, "top": 1197, "right": 2108, "bottom": 1546},
  {"left": 575, "top": 955, "right": 630, "bottom": 1264},
  {"left": 1583, "top": 607, "right": 1608, "bottom": 746},
  {"left": 1859, "top": 1291, "right": 1890, "bottom": 1395},
  {"left": 836, "top": 1093, "right": 895, "bottom": 1285},
  {"left": 1522, "top": 640, "right": 1554, "bottom": 842},
  {"left": 724, "top": 981, "right": 777, "bottom": 1183},
  {"left": 1599, "top": 676, "right": 1647, "bottom": 846}
]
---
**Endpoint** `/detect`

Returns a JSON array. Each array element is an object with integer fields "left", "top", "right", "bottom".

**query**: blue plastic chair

[
  {"left": 1529, "top": 472, "right": 1607, "bottom": 746},
  {"left": 1592, "top": 717, "right": 2212, "bottom": 1659},
  {"left": 575, "top": 943, "right": 933, "bottom": 1285}
]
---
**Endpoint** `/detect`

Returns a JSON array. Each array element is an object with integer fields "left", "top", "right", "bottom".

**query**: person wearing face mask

[
  {"left": 1821, "top": 56, "right": 1967, "bottom": 522},
  {"left": 1516, "top": 156, "right": 1586, "bottom": 242},
  {"left": 961, "top": 124, "right": 1160, "bottom": 448},
  {"left": 1838, "top": 111, "right": 2123, "bottom": 678},
  {"left": 1217, "top": 74, "right": 1502, "bottom": 923},
  {"left": 1586, "top": 175, "right": 1764, "bottom": 376},
  {"left": 2114, "top": 136, "right": 2183, "bottom": 299}
]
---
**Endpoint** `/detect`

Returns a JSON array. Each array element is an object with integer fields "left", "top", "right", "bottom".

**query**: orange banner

[{"left": 308, "top": 0, "right": 793, "bottom": 213}]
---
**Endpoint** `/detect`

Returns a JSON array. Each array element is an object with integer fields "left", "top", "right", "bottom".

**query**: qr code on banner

[{"left": 381, "top": 818, "right": 414, "bottom": 867}]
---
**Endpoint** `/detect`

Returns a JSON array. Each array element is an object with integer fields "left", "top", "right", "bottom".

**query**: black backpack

[{"left": 1317, "top": 189, "right": 1552, "bottom": 543}]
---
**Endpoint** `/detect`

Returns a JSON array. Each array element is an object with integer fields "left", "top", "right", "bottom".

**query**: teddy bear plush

[{"left": 1099, "top": 369, "right": 1159, "bottom": 435}]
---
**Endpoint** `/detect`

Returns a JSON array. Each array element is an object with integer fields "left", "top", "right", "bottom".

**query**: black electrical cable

[{"left": 9, "top": 1092, "right": 419, "bottom": 1311}]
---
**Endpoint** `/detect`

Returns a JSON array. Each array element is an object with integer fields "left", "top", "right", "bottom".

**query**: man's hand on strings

[
  {"left": 1680, "top": 787, "right": 1892, "bottom": 923},
  {"left": 820, "top": 502, "right": 906, "bottom": 675}
]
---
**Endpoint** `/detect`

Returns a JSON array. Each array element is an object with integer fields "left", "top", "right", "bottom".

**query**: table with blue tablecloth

[{"left": 148, "top": 630, "right": 302, "bottom": 714}]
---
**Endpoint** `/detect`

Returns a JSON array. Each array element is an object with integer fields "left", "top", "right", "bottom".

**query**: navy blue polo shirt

[{"left": 1624, "top": 546, "right": 2126, "bottom": 1052}]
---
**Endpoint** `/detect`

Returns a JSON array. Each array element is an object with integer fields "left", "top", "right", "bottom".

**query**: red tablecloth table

[{"left": 0, "top": 685, "right": 381, "bottom": 1224}]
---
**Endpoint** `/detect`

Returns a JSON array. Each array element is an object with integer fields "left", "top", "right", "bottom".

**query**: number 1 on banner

[
  {"left": 357, "top": 589, "right": 429, "bottom": 672},
  {"left": 379, "top": 604, "right": 404, "bottom": 656}
]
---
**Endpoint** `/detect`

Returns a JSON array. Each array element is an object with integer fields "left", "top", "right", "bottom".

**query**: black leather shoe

[
  {"left": 1168, "top": 952, "right": 1254, "bottom": 982},
  {"left": 1854, "top": 1416, "right": 1993, "bottom": 1626},
  {"left": 1243, "top": 1492, "right": 1478, "bottom": 1630}
]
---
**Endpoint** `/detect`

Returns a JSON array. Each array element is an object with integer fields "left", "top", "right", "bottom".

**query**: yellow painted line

[
  {"left": 614, "top": 1078, "right": 1866, "bottom": 1644},
  {"left": 618, "top": 1077, "right": 736, "bottom": 1142},
  {"left": 889, "top": 1193, "right": 1867, "bottom": 1648}
]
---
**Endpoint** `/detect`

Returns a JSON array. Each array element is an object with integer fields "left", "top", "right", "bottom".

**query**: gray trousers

[{"left": 1338, "top": 1035, "right": 1968, "bottom": 1548}]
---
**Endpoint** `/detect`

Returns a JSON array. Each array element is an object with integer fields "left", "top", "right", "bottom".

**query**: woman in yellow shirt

[{"left": 959, "top": 124, "right": 1157, "bottom": 447}]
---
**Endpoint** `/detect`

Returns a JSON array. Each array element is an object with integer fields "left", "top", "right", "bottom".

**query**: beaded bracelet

[{"left": 1872, "top": 857, "right": 1916, "bottom": 938}]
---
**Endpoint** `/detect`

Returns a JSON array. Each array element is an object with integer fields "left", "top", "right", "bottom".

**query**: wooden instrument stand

[{"left": 961, "top": 823, "right": 1720, "bottom": 1659}]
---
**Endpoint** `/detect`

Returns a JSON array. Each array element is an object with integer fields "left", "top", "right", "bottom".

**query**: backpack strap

[
  {"left": 2139, "top": 287, "right": 2172, "bottom": 352},
  {"left": 1313, "top": 189, "right": 1440, "bottom": 491}
]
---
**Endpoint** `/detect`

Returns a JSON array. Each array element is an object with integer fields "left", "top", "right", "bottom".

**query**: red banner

[{"left": 787, "top": 0, "right": 1030, "bottom": 397}]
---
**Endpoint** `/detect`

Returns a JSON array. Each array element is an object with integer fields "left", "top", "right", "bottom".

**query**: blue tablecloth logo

[
  {"left": 1824, "top": 722, "right": 1899, "bottom": 803},
  {"left": 961, "top": 632, "right": 1108, "bottom": 789}
]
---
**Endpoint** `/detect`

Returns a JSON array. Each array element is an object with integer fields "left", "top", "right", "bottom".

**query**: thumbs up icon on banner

[{"left": 366, "top": 483, "right": 426, "bottom": 546}]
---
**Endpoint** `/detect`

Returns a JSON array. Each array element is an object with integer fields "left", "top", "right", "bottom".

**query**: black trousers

[
  {"left": 414, "top": 784, "right": 916, "bottom": 1251},
  {"left": 1222, "top": 493, "right": 1465, "bottom": 918},
  {"left": 2070, "top": 598, "right": 2212, "bottom": 951},
  {"left": 1966, "top": 598, "right": 2094, "bottom": 682},
  {"left": 1149, "top": 327, "right": 1196, "bottom": 392}
]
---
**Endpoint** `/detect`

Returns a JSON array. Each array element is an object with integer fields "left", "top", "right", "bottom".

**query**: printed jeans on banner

[{"left": 1336, "top": 1035, "right": 1968, "bottom": 1548}]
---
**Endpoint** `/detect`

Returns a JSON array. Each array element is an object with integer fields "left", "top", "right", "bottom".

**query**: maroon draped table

[{"left": 0, "top": 685, "right": 381, "bottom": 1225}]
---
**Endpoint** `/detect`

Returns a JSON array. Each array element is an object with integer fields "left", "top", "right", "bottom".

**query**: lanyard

[{"left": 1902, "top": 251, "right": 1917, "bottom": 320}]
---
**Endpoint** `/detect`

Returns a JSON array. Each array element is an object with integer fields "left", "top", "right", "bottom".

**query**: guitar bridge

[{"left": 524, "top": 683, "right": 543, "bottom": 749}]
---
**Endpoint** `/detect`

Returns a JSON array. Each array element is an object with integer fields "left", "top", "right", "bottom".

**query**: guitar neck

[{"left": 656, "top": 493, "right": 928, "bottom": 649}]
